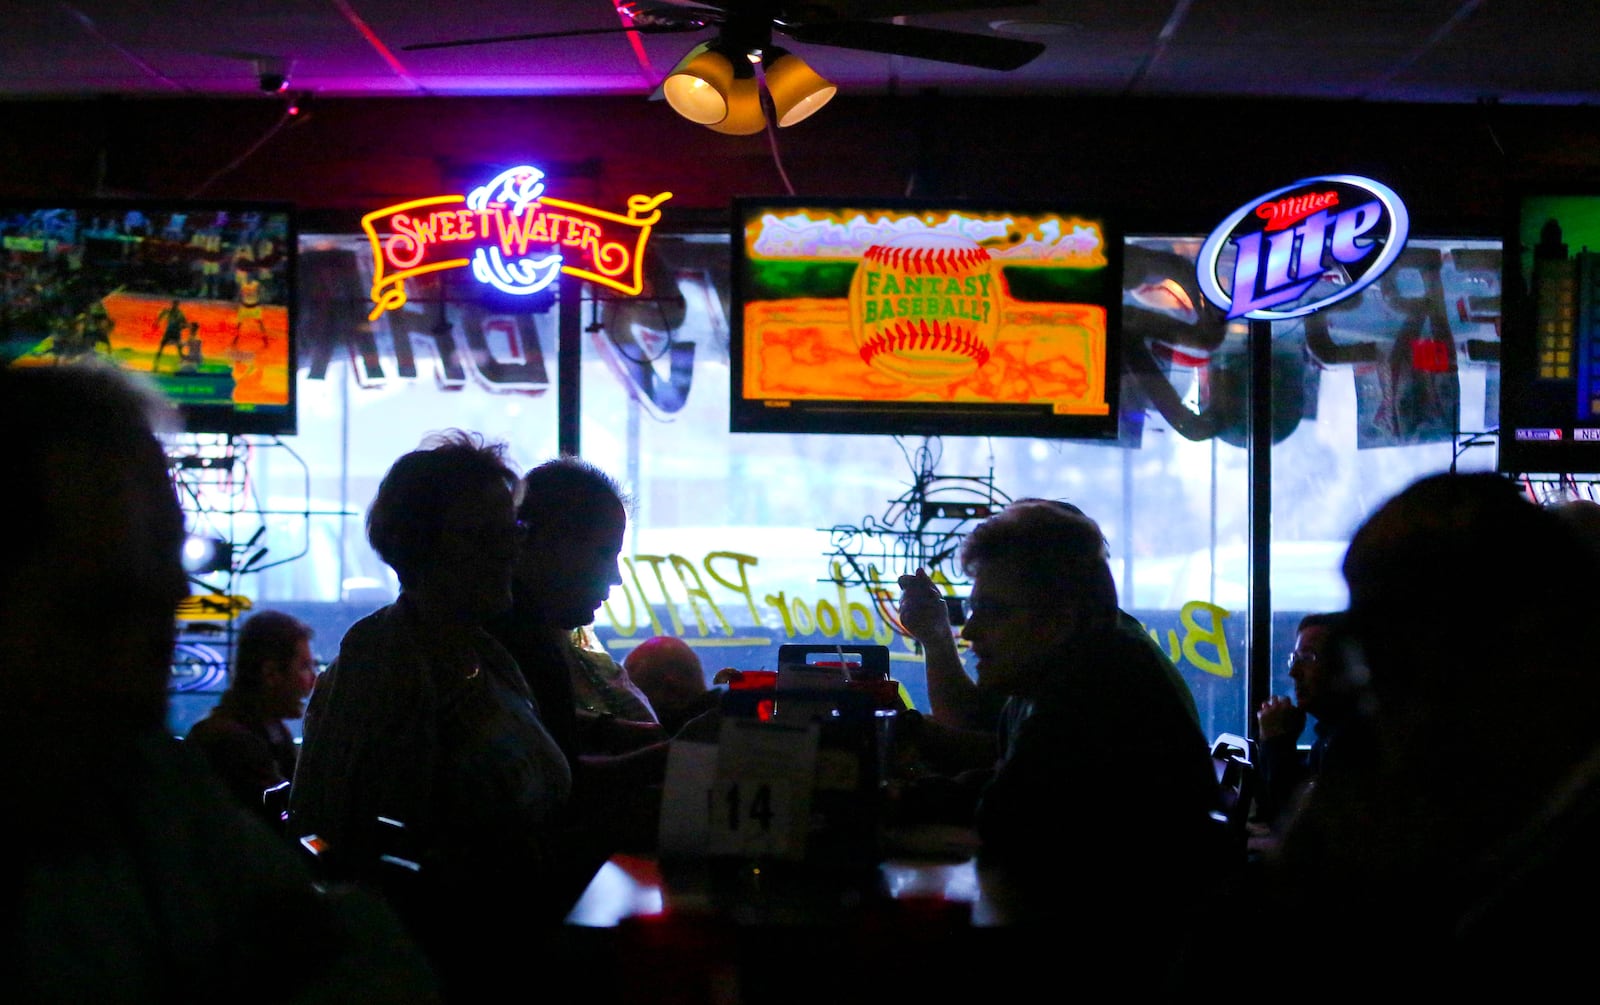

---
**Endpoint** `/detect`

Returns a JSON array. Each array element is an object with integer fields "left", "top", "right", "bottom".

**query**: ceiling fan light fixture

[
  {"left": 763, "top": 48, "right": 836, "bottom": 127},
  {"left": 706, "top": 71, "right": 766, "bottom": 135},
  {"left": 662, "top": 42, "right": 736, "bottom": 125}
]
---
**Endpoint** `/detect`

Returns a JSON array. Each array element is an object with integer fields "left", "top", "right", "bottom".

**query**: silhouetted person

[
  {"left": 0, "top": 362, "right": 436, "bottom": 1002},
  {"left": 151, "top": 298, "right": 187, "bottom": 371},
  {"left": 290, "top": 432, "right": 575, "bottom": 1000},
  {"left": 488, "top": 457, "right": 666, "bottom": 760},
  {"left": 896, "top": 497, "right": 1203, "bottom": 774},
  {"left": 186, "top": 609, "right": 317, "bottom": 825},
  {"left": 1269, "top": 472, "right": 1600, "bottom": 995},
  {"left": 897, "top": 499, "right": 1218, "bottom": 989},
  {"left": 1254, "top": 611, "right": 1374, "bottom": 826},
  {"left": 485, "top": 457, "right": 673, "bottom": 866},
  {"left": 623, "top": 635, "right": 717, "bottom": 737}
]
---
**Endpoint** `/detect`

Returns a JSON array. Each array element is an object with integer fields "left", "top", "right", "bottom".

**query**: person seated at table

[
  {"left": 895, "top": 499, "right": 1220, "bottom": 984},
  {"left": 1268, "top": 473, "right": 1600, "bottom": 996},
  {"left": 623, "top": 635, "right": 719, "bottom": 737},
  {"left": 896, "top": 497, "right": 1203, "bottom": 775},
  {"left": 185, "top": 609, "right": 317, "bottom": 825},
  {"left": 1, "top": 363, "right": 436, "bottom": 1003},
  {"left": 1254, "top": 611, "right": 1375, "bottom": 827},
  {"left": 289, "top": 431, "right": 575, "bottom": 998},
  {"left": 489, "top": 457, "right": 668, "bottom": 759}
]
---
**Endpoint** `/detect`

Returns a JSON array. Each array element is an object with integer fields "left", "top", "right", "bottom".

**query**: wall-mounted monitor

[
  {"left": 1500, "top": 190, "right": 1600, "bottom": 474},
  {"left": 731, "top": 198, "right": 1122, "bottom": 439},
  {"left": 0, "top": 200, "right": 297, "bottom": 436}
]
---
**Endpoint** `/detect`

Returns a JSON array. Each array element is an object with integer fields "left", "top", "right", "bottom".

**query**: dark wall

[{"left": 4, "top": 93, "right": 1599, "bottom": 232}]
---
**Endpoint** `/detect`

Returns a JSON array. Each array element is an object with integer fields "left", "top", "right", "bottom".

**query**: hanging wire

[
  {"left": 756, "top": 80, "right": 798, "bottom": 196},
  {"left": 239, "top": 435, "right": 313, "bottom": 573},
  {"left": 187, "top": 103, "right": 298, "bottom": 199}
]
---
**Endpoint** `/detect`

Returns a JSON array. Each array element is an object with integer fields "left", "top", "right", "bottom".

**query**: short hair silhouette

[
  {"left": 366, "top": 430, "right": 517, "bottom": 589},
  {"left": 962, "top": 499, "right": 1118, "bottom": 631},
  {"left": 515, "top": 454, "right": 629, "bottom": 534}
]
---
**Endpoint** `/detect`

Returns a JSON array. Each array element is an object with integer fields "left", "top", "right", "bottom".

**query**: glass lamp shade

[
  {"left": 764, "top": 51, "right": 836, "bottom": 127},
  {"left": 707, "top": 74, "right": 767, "bottom": 135},
  {"left": 662, "top": 45, "right": 735, "bottom": 125}
]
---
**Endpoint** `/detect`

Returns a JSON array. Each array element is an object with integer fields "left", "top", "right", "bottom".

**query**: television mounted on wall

[
  {"left": 730, "top": 197, "right": 1122, "bottom": 439},
  {"left": 1499, "top": 189, "right": 1600, "bottom": 475},
  {"left": 0, "top": 199, "right": 298, "bottom": 436}
]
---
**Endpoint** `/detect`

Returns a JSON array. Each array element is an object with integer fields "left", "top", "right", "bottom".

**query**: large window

[
  {"left": 173, "top": 230, "right": 1501, "bottom": 749},
  {"left": 1262, "top": 237, "right": 1501, "bottom": 737}
]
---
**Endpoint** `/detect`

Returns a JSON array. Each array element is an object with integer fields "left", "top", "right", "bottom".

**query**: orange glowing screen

[
  {"left": 732, "top": 200, "right": 1121, "bottom": 439},
  {"left": 0, "top": 201, "right": 297, "bottom": 436}
]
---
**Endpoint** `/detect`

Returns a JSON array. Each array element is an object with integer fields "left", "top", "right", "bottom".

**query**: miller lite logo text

[
  {"left": 362, "top": 165, "right": 671, "bottom": 320},
  {"left": 1197, "top": 175, "right": 1409, "bottom": 321}
]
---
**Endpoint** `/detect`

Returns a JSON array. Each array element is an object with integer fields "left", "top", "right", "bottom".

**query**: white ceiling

[{"left": 5, "top": 0, "right": 1598, "bottom": 107}]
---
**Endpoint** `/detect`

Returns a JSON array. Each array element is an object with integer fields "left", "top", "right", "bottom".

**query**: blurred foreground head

[
  {"left": 1551, "top": 498, "right": 1600, "bottom": 563},
  {"left": 1342, "top": 473, "right": 1600, "bottom": 758},
  {"left": 0, "top": 364, "right": 188, "bottom": 733}
]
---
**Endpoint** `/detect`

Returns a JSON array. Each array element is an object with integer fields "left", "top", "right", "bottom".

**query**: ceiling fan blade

[
  {"left": 778, "top": 20, "right": 1045, "bottom": 71},
  {"left": 402, "top": 21, "right": 707, "bottom": 53},
  {"left": 818, "top": 0, "right": 1040, "bottom": 17}
]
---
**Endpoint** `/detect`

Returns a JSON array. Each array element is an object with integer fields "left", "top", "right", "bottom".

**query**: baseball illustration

[{"left": 848, "top": 232, "right": 1000, "bottom": 384}]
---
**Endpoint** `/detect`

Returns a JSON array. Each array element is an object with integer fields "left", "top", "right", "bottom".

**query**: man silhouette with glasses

[
  {"left": 894, "top": 498, "right": 1218, "bottom": 989},
  {"left": 1255, "top": 611, "right": 1371, "bottom": 826}
]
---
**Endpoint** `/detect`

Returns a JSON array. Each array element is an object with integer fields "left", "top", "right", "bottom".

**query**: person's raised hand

[
  {"left": 1257, "top": 695, "right": 1305, "bottom": 741},
  {"left": 897, "top": 567, "right": 955, "bottom": 648}
]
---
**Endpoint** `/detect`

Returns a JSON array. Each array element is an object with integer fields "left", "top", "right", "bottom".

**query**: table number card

[{"left": 658, "top": 720, "right": 820, "bottom": 861}]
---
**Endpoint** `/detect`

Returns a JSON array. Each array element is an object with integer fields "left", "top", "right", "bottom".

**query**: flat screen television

[
  {"left": 731, "top": 198, "right": 1122, "bottom": 439},
  {"left": 1499, "top": 190, "right": 1600, "bottom": 474},
  {"left": 0, "top": 199, "right": 297, "bottom": 436}
]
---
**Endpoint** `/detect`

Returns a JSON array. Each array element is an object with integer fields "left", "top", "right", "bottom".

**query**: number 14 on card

[
  {"left": 710, "top": 780, "right": 792, "bottom": 853},
  {"left": 705, "top": 720, "right": 818, "bottom": 860}
]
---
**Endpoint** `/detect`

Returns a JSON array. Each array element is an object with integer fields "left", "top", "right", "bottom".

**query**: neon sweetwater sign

[
  {"left": 361, "top": 165, "right": 672, "bottom": 320},
  {"left": 1197, "top": 175, "right": 1409, "bottom": 321}
]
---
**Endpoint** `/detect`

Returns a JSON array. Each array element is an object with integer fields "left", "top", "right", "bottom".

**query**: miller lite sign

[{"left": 1197, "top": 175, "right": 1409, "bottom": 321}]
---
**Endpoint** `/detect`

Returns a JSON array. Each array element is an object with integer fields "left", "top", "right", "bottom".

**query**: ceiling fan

[
  {"left": 402, "top": 1, "right": 1048, "bottom": 73},
  {"left": 404, "top": 2, "right": 1046, "bottom": 134}
]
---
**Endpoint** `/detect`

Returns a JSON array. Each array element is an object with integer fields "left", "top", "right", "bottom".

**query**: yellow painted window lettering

[
  {"left": 702, "top": 551, "right": 763, "bottom": 625},
  {"left": 828, "top": 560, "right": 888, "bottom": 645},
  {"left": 670, "top": 553, "right": 733, "bottom": 636},
  {"left": 619, "top": 556, "right": 664, "bottom": 636},
  {"left": 863, "top": 564, "right": 899, "bottom": 648},
  {"left": 812, "top": 597, "right": 842, "bottom": 637},
  {"left": 600, "top": 551, "right": 1237, "bottom": 683},
  {"left": 601, "top": 567, "right": 641, "bottom": 636},
  {"left": 788, "top": 595, "right": 816, "bottom": 635},
  {"left": 764, "top": 590, "right": 797, "bottom": 636},
  {"left": 631, "top": 554, "right": 684, "bottom": 635},
  {"left": 1140, "top": 600, "right": 1235, "bottom": 679}
]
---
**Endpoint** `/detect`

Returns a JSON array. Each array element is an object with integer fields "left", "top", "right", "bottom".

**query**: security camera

[{"left": 253, "top": 58, "right": 290, "bottom": 94}]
